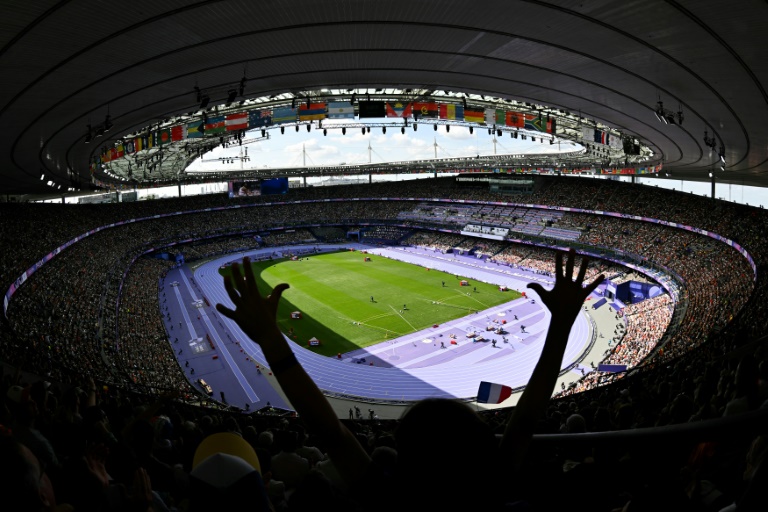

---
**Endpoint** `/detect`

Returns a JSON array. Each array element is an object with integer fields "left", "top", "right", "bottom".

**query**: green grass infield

[{"left": 220, "top": 249, "right": 520, "bottom": 357}]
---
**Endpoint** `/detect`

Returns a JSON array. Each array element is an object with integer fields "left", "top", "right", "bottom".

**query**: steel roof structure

[{"left": 1, "top": 0, "right": 766, "bottom": 194}]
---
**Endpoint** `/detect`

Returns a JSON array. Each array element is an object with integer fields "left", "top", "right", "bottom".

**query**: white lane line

[{"left": 172, "top": 286, "right": 198, "bottom": 339}]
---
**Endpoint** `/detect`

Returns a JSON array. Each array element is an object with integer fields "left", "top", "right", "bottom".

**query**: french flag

[{"left": 477, "top": 381, "right": 512, "bottom": 404}]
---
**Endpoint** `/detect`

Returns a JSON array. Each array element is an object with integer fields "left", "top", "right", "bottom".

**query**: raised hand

[
  {"left": 215, "top": 257, "right": 289, "bottom": 345},
  {"left": 526, "top": 249, "right": 605, "bottom": 322}
]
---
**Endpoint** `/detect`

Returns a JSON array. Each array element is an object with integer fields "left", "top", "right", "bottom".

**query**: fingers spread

[
  {"left": 267, "top": 283, "right": 290, "bottom": 315},
  {"left": 564, "top": 248, "right": 575, "bottom": 281},
  {"left": 555, "top": 251, "right": 564, "bottom": 280},
  {"left": 230, "top": 263, "right": 245, "bottom": 294},
  {"left": 215, "top": 303, "right": 236, "bottom": 319},
  {"left": 243, "top": 257, "right": 258, "bottom": 296},
  {"left": 583, "top": 274, "right": 606, "bottom": 296},
  {"left": 223, "top": 275, "right": 241, "bottom": 305},
  {"left": 527, "top": 282, "right": 545, "bottom": 296},
  {"left": 576, "top": 255, "right": 589, "bottom": 284}
]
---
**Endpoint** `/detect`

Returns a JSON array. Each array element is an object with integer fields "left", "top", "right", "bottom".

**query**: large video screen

[
  {"left": 228, "top": 180, "right": 262, "bottom": 198},
  {"left": 228, "top": 177, "right": 288, "bottom": 198},
  {"left": 260, "top": 177, "right": 289, "bottom": 195}
]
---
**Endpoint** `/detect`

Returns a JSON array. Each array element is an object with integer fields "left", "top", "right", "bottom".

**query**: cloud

[{"left": 442, "top": 126, "right": 475, "bottom": 140}]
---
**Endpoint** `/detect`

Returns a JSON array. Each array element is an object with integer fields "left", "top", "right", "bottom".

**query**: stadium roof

[{"left": 1, "top": 0, "right": 767, "bottom": 195}]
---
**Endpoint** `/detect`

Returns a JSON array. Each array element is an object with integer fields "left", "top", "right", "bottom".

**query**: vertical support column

[
  {"left": 178, "top": 182, "right": 182, "bottom": 197},
  {"left": 303, "top": 175, "right": 307, "bottom": 187},
  {"left": 711, "top": 173, "right": 716, "bottom": 199},
  {"left": 115, "top": 191, "right": 119, "bottom": 203},
  {"left": 369, "top": 173, "right": 372, "bottom": 184},
  {"left": 631, "top": 175, "right": 636, "bottom": 184},
  {"left": 61, "top": 196, "right": 65, "bottom": 204}
]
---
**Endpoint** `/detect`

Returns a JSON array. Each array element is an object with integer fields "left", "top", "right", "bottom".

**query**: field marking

[
  {"left": 388, "top": 304, "right": 418, "bottom": 331},
  {"left": 360, "top": 311, "right": 396, "bottom": 323},
  {"left": 448, "top": 287, "right": 492, "bottom": 309}
]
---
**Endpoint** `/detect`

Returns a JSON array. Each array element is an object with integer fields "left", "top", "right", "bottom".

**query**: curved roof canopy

[{"left": 1, "top": 0, "right": 767, "bottom": 194}]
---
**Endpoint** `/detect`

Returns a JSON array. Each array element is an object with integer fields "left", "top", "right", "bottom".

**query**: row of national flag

[
  {"left": 581, "top": 126, "right": 623, "bottom": 149},
  {"left": 99, "top": 101, "right": 557, "bottom": 164}
]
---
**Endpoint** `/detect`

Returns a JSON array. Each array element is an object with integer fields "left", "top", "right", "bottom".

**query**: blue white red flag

[{"left": 477, "top": 381, "right": 512, "bottom": 404}]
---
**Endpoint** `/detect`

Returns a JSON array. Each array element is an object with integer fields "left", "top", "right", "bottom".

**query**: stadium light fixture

[
  {"left": 40, "top": 173, "right": 44, "bottom": 180},
  {"left": 226, "top": 89, "right": 237, "bottom": 106}
]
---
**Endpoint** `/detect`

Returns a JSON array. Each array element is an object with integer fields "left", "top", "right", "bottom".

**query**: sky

[{"left": 185, "top": 118, "right": 578, "bottom": 172}]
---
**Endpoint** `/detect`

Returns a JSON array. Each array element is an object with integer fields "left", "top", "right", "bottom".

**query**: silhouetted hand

[
  {"left": 526, "top": 249, "right": 604, "bottom": 322},
  {"left": 215, "top": 256, "right": 289, "bottom": 344}
]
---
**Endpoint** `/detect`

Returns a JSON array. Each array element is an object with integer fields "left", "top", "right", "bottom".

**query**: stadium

[{"left": 1, "top": 2, "right": 767, "bottom": 511}]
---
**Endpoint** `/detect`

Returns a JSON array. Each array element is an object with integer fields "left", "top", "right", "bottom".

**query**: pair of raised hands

[{"left": 216, "top": 249, "right": 603, "bottom": 345}]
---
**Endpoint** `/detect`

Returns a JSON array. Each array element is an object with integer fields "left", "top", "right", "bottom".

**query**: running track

[{"left": 162, "top": 244, "right": 595, "bottom": 406}]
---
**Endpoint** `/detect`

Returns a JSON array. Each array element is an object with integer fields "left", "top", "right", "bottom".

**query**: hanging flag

[
  {"left": 187, "top": 120, "right": 205, "bottom": 138},
  {"left": 248, "top": 110, "right": 273, "bottom": 127},
  {"left": 386, "top": 101, "right": 413, "bottom": 118},
  {"left": 438, "top": 104, "right": 464, "bottom": 121},
  {"left": 272, "top": 107, "right": 298, "bottom": 124},
  {"left": 413, "top": 102, "right": 438, "bottom": 119},
  {"left": 327, "top": 102, "right": 355, "bottom": 119},
  {"left": 134, "top": 136, "right": 143, "bottom": 152},
  {"left": 124, "top": 139, "right": 136, "bottom": 154},
  {"left": 581, "top": 126, "right": 593, "bottom": 141},
  {"left": 114, "top": 144, "right": 125, "bottom": 158},
  {"left": 477, "top": 381, "right": 512, "bottom": 404},
  {"left": 205, "top": 116, "right": 226, "bottom": 135},
  {"left": 484, "top": 108, "right": 497, "bottom": 126},
  {"left": 358, "top": 101, "right": 386, "bottom": 118},
  {"left": 464, "top": 109, "right": 484, "bottom": 123},
  {"left": 506, "top": 111, "right": 525, "bottom": 128},
  {"left": 547, "top": 118, "right": 557, "bottom": 134},
  {"left": 524, "top": 114, "right": 545, "bottom": 132},
  {"left": 171, "top": 125, "right": 187, "bottom": 141},
  {"left": 594, "top": 129, "right": 609, "bottom": 145},
  {"left": 144, "top": 133, "right": 154, "bottom": 150},
  {"left": 225, "top": 112, "right": 248, "bottom": 131},
  {"left": 156, "top": 128, "right": 172, "bottom": 146},
  {"left": 298, "top": 103, "right": 327, "bottom": 121}
]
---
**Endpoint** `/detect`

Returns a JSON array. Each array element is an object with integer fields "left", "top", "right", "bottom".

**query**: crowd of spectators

[
  {"left": 1, "top": 175, "right": 768, "bottom": 510},
  {"left": 263, "top": 230, "right": 318, "bottom": 247}
]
